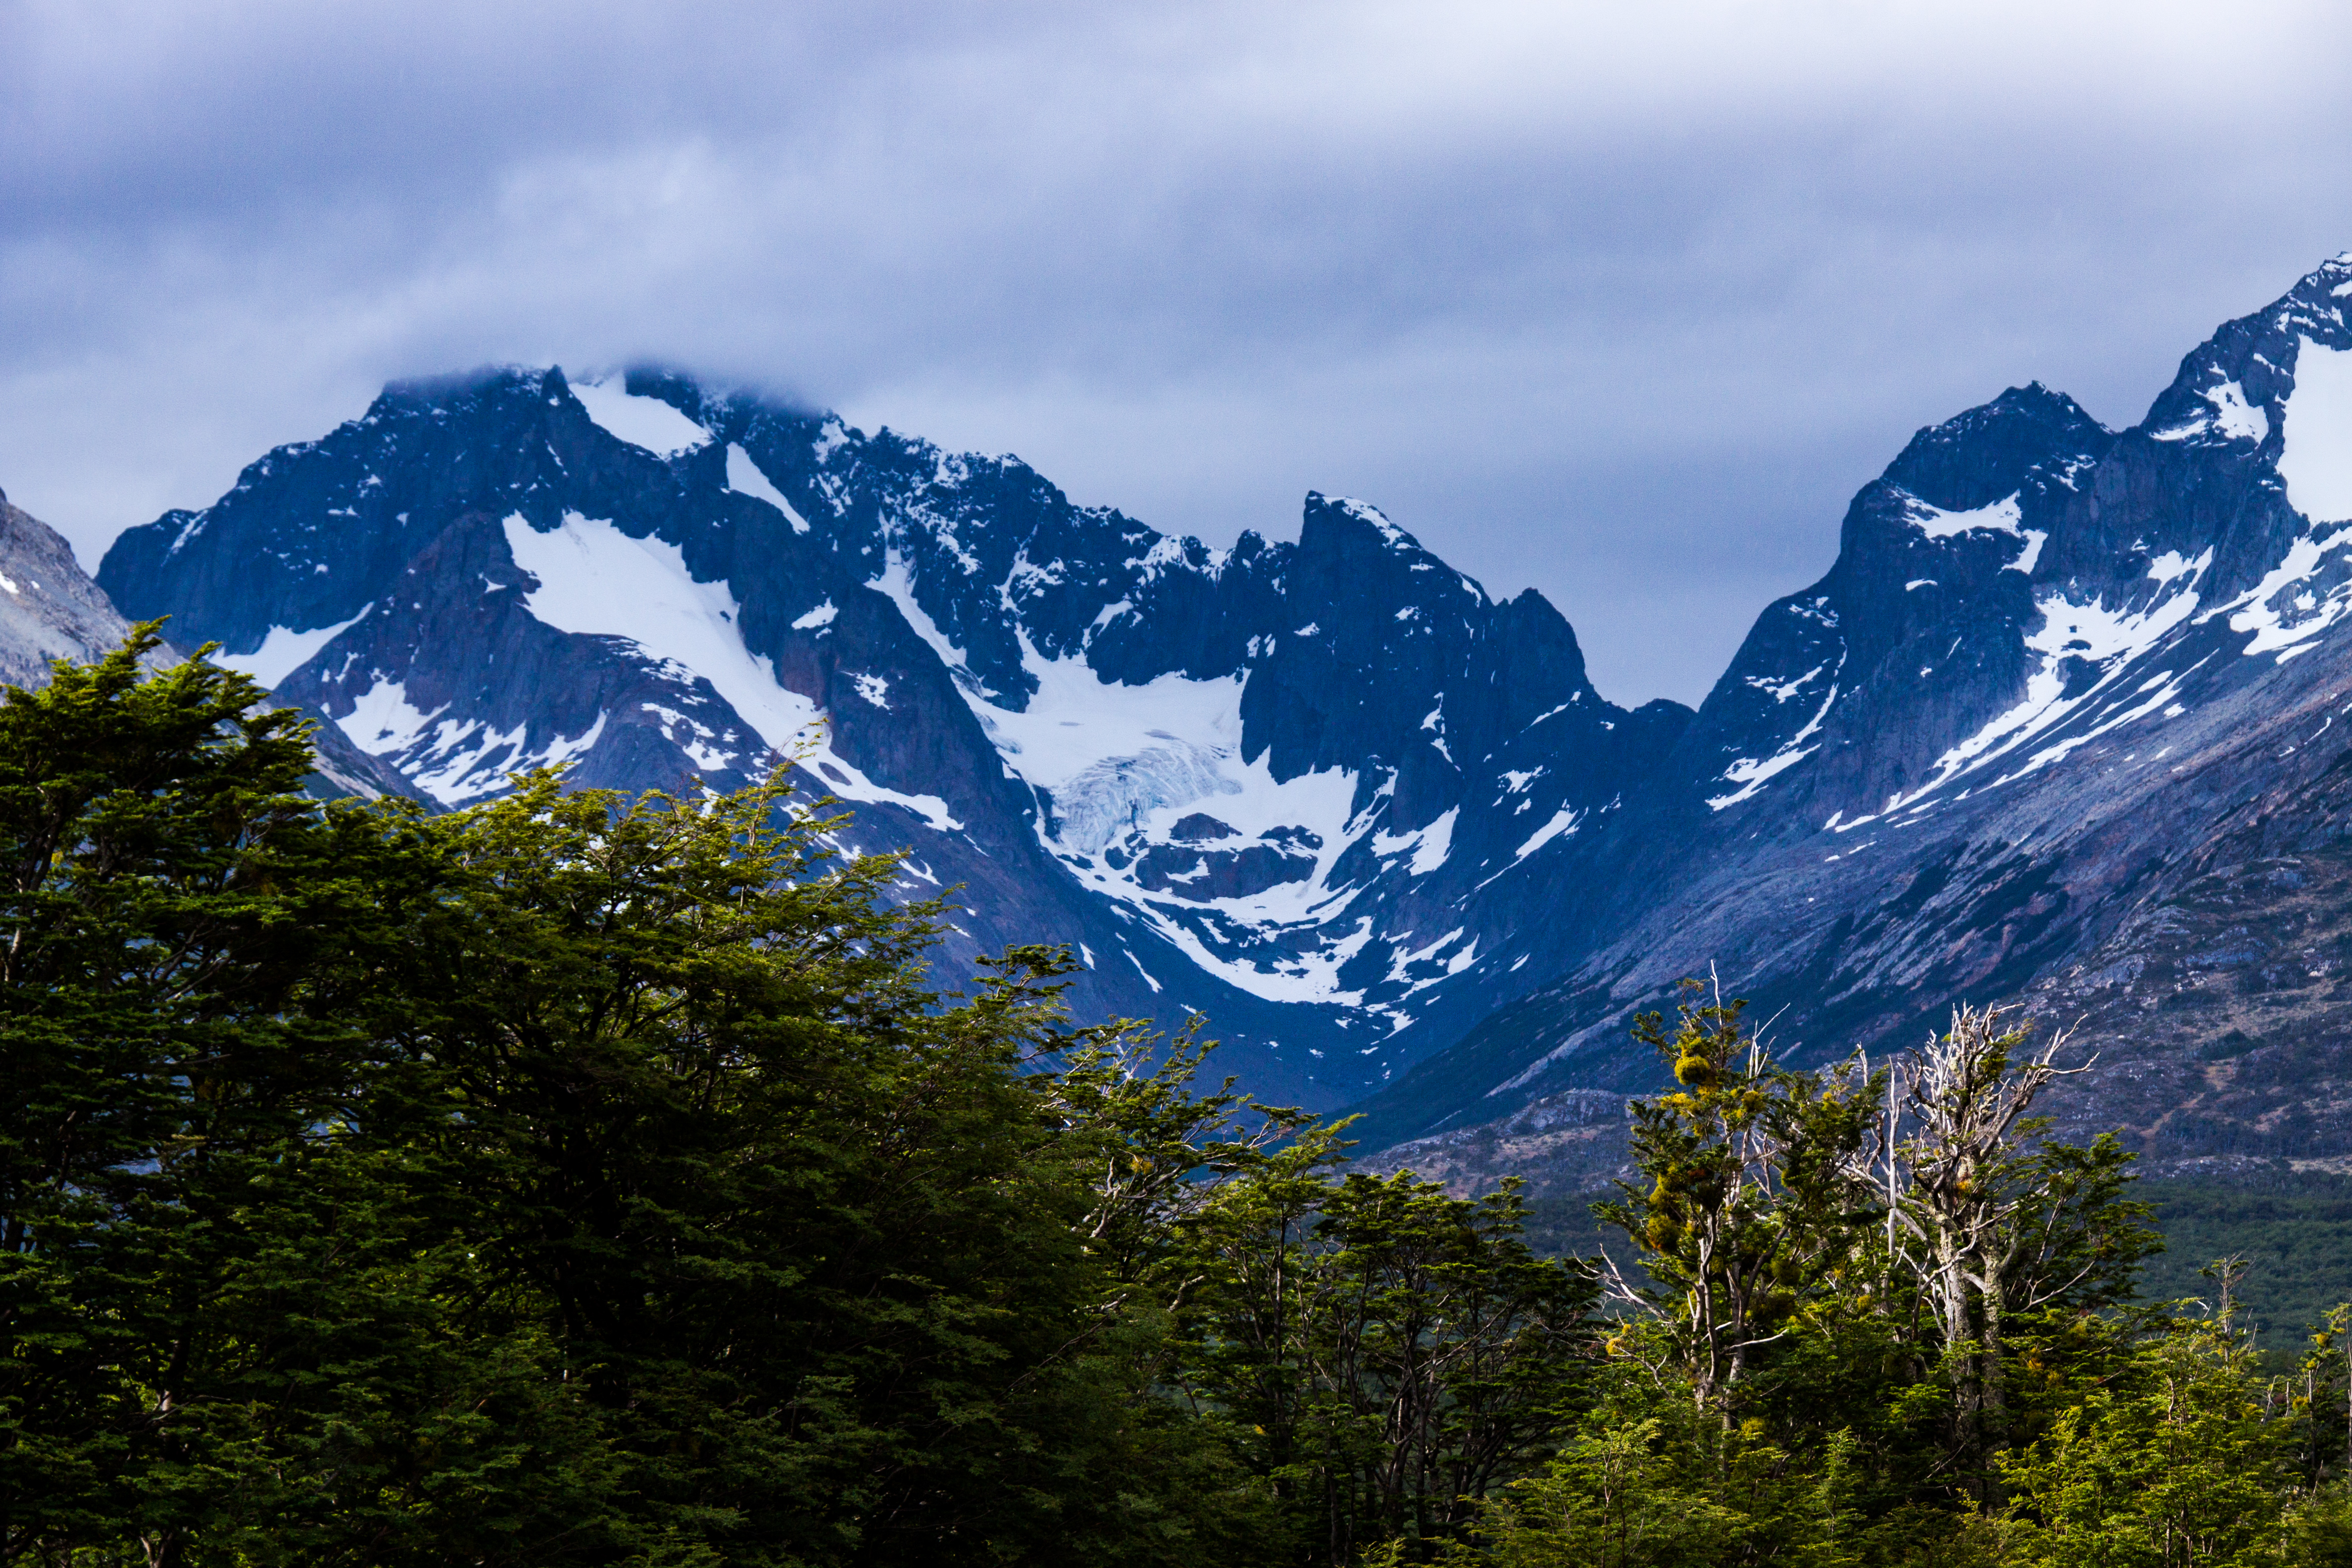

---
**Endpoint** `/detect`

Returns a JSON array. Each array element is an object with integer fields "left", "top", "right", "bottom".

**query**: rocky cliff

[
  {"left": 0, "top": 488, "right": 417, "bottom": 803},
  {"left": 98, "top": 371, "right": 1685, "bottom": 1107},
  {"left": 93, "top": 253, "right": 2352, "bottom": 1178},
  {"left": 1356, "top": 252, "right": 2352, "bottom": 1182}
]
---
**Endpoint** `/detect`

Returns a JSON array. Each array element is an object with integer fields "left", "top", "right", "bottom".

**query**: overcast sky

[{"left": 3, "top": 0, "right": 2349, "bottom": 704}]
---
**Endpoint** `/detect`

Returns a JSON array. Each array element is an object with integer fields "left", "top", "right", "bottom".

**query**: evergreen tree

[
  {"left": 0, "top": 637, "right": 1263, "bottom": 1566},
  {"left": 1172, "top": 1159, "right": 1596, "bottom": 1566},
  {"left": 0, "top": 630, "right": 489, "bottom": 1566},
  {"left": 25, "top": 637, "right": 2352, "bottom": 1567},
  {"left": 1592, "top": 982, "right": 1881, "bottom": 1423}
]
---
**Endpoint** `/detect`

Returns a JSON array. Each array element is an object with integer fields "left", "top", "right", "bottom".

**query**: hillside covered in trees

[{"left": 7, "top": 637, "right": 2352, "bottom": 1567}]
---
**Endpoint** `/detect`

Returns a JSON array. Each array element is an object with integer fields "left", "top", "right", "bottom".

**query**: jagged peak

[
  {"left": 1879, "top": 381, "right": 2109, "bottom": 513},
  {"left": 378, "top": 363, "right": 558, "bottom": 406},
  {"left": 2268, "top": 255, "right": 2352, "bottom": 343},
  {"left": 1301, "top": 492, "right": 1422, "bottom": 555},
  {"left": 2294, "top": 249, "right": 2352, "bottom": 289},
  {"left": 2128, "top": 255, "right": 2352, "bottom": 446},
  {"left": 1298, "top": 492, "right": 1492, "bottom": 609},
  {"left": 1308, "top": 491, "right": 1413, "bottom": 546}
]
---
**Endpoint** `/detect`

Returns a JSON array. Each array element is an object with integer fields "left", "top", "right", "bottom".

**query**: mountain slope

[
  {"left": 96, "top": 251, "right": 2352, "bottom": 1178},
  {"left": 98, "top": 370, "right": 1685, "bottom": 1107},
  {"left": 0, "top": 486, "right": 152, "bottom": 686},
  {"left": 0, "top": 487, "right": 422, "bottom": 802},
  {"left": 1353, "top": 251, "right": 2352, "bottom": 1179}
]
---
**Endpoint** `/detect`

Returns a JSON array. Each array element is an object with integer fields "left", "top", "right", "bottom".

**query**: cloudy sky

[{"left": 3, "top": 0, "right": 2349, "bottom": 704}]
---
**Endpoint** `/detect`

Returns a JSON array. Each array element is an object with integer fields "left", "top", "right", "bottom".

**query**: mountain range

[
  {"left": 24, "top": 250, "right": 2352, "bottom": 1183},
  {"left": 0, "top": 486, "right": 425, "bottom": 803}
]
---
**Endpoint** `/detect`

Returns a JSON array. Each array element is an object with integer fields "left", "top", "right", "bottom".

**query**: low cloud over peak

[{"left": 4, "top": 0, "right": 2349, "bottom": 703}]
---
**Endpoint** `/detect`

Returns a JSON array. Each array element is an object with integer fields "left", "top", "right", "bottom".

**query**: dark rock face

[
  {"left": 1130, "top": 833, "right": 1318, "bottom": 901},
  {"left": 0, "top": 489, "right": 422, "bottom": 804},
  {"left": 1347, "top": 252, "right": 2352, "bottom": 1180},
  {"left": 98, "top": 371, "right": 1686, "bottom": 1108},
  {"left": 92, "top": 251, "right": 2352, "bottom": 1177}
]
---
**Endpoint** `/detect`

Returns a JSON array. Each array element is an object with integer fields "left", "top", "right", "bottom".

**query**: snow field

[
  {"left": 216, "top": 605, "right": 371, "bottom": 687},
  {"left": 2281, "top": 340, "right": 2352, "bottom": 525},
  {"left": 569, "top": 374, "right": 708, "bottom": 456}
]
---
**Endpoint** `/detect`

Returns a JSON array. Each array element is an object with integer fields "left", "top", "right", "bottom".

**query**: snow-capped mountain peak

[{"left": 97, "top": 365, "right": 1686, "bottom": 1106}]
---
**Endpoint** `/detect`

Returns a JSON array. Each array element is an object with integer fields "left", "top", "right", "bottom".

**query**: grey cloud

[{"left": 3, "top": 0, "right": 2350, "bottom": 703}]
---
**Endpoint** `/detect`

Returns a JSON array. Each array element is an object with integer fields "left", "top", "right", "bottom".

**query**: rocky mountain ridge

[
  {"left": 0, "top": 488, "right": 417, "bottom": 802},
  {"left": 1357, "top": 250, "right": 2352, "bottom": 1181},
  {"left": 97, "top": 368, "right": 1685, "bottom": 1108},
  {"left": 86, "top": 251, "right": 2352, "bottom": 1179}
]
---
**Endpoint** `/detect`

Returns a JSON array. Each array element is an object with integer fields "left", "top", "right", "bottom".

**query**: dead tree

[{"left": 1862, "top": 1003, "right": 2093, "bottom": 1501}]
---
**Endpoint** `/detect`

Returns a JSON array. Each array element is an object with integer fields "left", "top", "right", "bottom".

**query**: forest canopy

[{"left": 4, "top": 635, "right": 2352, "bottom": 1568}]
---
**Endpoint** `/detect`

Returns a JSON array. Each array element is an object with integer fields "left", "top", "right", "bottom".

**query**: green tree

[
  {"left": 1448, "top": 1416, "right": 1752, "bottom": 1568},
  {"left": 0, "top": 629, "right": 551, "bottom": 1566},
  {"left": 1997, "top": 1305, "right": 2294, "bottom": 1567},
  {"left": 1173, "top": 1152, "right": 1595, "bottom": 1564},
  {"left": 1451, "top": 988, "right": 2170, "bottom": 1568},
  {"left": 1592, "top": 982, "right": 1881, "bottom": 1424},
  {"left": 1, "top": 635, "right": 1272, "bottom": 1567},
  {"left": 1853, "top": 1006, "right": 2158, "bottom": 1503},
  {"left": 377, "top": 770, "right": 1275, "bottom": 1566},
  {"left": 2290, "top": 1304, "right": 2352, "bottom": 1490},
  {"left": 38, "top": 635, "right": 2352, "bottom": 1568}
]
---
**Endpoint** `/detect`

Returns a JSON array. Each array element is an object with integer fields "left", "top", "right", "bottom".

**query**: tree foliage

[
  {"left": 0, "top": 637, "right": 1591, "bottom": 1568},
  {"left": 9, "top": 637, "right": 2352, "bottom": 1566},
  {"left": 1445, "top": 1001, "right": 2334, "bottom": 1568},
  {"left": 1593, "top": 983, "right": 1880, "bottom": 1421}
]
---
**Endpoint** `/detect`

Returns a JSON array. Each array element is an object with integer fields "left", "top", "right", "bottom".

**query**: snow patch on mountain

[
  {"left": 1409, "top": 807, "right": 1456, "bottom": 876},
  {"left": 1053, "top": 746, "right": 1391, "bottom": 1005},
  {"left": 1368, "top": 808, "right": 1457, "bottom": 878},
  {"left": 965, "top": 642, "right": 1483, "bottom": 1013},
  {"left": 1093, "top": 855, "right": 1376, "bottom": 1006},
  {"left": 873, "top": 558, "right": 971, "bottom": 685},
  {"left": 1387, "top": 928, "right": 1479, "bottom": 1000},
  {"left": 1050, "top": 743, "right": 1241, "bottom": 853},
  {"left": 337, "top": 682, "right": 608, "bottom": 804},
  {"left": 1709, "top": 679, "right": 1840, "bottom": 811},
  {"left": 1513, "top": 805, "right": 1582, "bottom": 860},
  {"left": 2216, "top": 524, "right": 2352, "bottom": 660},
  {"left": 506, "top": 511, "right": 816, "bottom": 752},
  {"left": 1906, "top": 492, "right": 2024, "bottom": 539},
  {"left": 2281, "top": 340, "right": 2352, "bottom": 524},
  {"left": 982, "top": 651, "right": 1244, "bottom": 809},
  {"left": 1868, "top": 577, "right": 2210, "bottom": 821},
  {"left": 726, "top": 444, "right": 809, "bottom": 531},
  {"left": 2153, "top": 380, "right": 2272, "bottom": 445},
  {"left": 214, "top": 605, "right": 370, "bottom": 686},
  {"left": 849, "top": 570, "right": 1424, "bottom": 1009},
  {"left": 1746, "top": 665, "right": 1826, "bottom": 703},
  {"left": 2207, "top": 381, "right": 2271, "bottom": 443},
  {"left": 571, "top": 375, "right": 708, "bottom": 456},
  {"left": 502, "top": 511, "right": 957, "bottom": 827},
  {"left": 640, "top": 702, "right": 742, "bottom": 775}
]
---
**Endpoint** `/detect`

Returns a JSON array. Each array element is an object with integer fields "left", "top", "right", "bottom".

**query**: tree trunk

[
  {"left": 1931, "top": 1247, "right": 1982, "bottom": 1486},
  {"left": 1979, "top": 1281, "right": 2007, "bottom": 1508}
]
